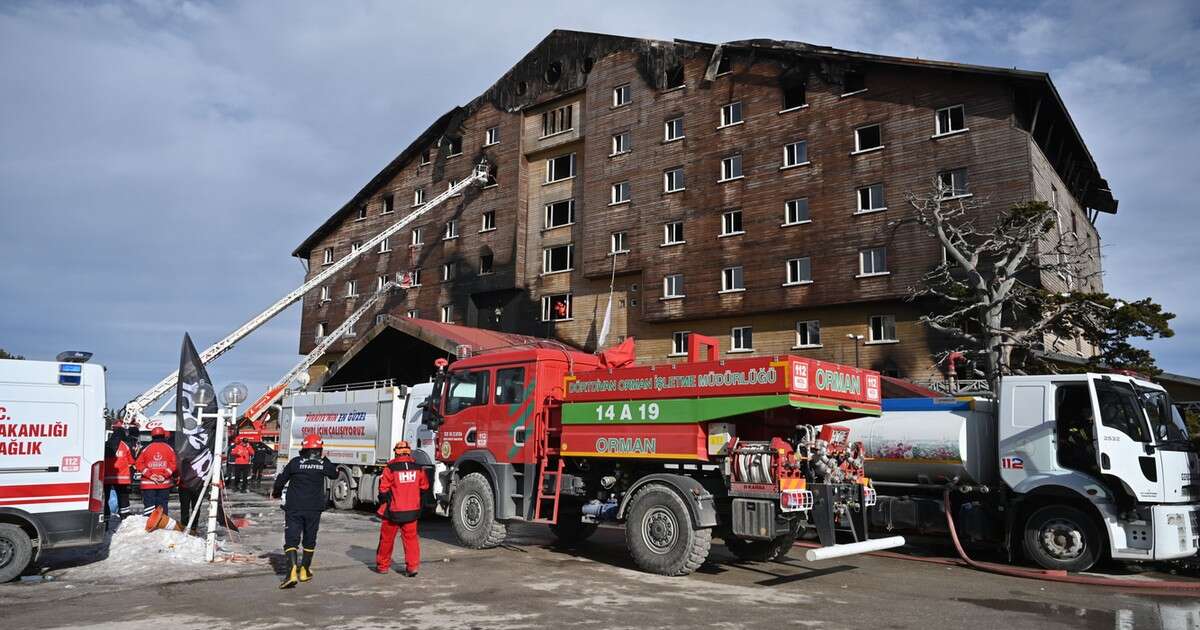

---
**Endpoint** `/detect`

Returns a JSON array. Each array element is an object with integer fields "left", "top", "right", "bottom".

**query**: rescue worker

[
  {"left": 103, "top": 420, "right": 135, "bottom": 520},
  {"left": 231, "top": 438, "right": 254, "bottom": 492},
  {"left": 135, "top": 427, "right": 177, "bottom": 517},
  {"left": 374, "top": 441, "right": 429, "bottom": 576},
  {"left": 272, "top": 434, "right": 337, "bottom": 589},
  {"left": 251, "top": 441, "right": 272, "bottom": 487}
]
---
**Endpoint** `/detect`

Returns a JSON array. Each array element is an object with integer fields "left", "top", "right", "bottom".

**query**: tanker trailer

[{"left": 840, "top": 373, "right": 1200, "bottom": 573}]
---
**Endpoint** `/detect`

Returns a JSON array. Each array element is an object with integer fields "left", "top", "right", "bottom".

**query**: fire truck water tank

[{"left": 840, "top": 399, "right": 999, "bottom": 488}]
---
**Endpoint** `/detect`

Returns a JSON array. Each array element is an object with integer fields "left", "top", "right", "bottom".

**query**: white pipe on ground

[{"left": 803, "top": 535, "right": 906, "bottom": 562}]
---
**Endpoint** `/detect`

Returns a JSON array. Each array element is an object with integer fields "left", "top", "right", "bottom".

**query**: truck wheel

[
  {"left": 549, "top": 518, "right": 599, "bottom": 545},
  {"left": 0, "top": 524, "right": 34, "bottom": 583},
  {"left": 624, "top": 483, "right": 712, "bottom": 576},
  {"left": 1022, "top": 505, "right": 1102, "bottom": 572},
  {"left": 726, "top": 534, "right": 795, "bottom": 562},
  {"left": 331, "top": 469, "right": 357, "bottom": 510},
  {"left": 451, "top": 473, "right": 507, "bottom": 549}
]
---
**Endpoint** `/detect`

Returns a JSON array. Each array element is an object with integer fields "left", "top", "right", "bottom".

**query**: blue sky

[{"left": 2, "top": 0, "right": 1197, "bottom": 407}]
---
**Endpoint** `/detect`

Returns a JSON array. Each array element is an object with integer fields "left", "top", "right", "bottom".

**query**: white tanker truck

[{"left": 841, "top": 372, "right": 1200, "bottom": 572}]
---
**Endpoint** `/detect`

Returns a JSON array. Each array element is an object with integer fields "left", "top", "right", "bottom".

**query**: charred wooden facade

[{"left": 292, "top": 30, "right": 1115, "bottom": 382}]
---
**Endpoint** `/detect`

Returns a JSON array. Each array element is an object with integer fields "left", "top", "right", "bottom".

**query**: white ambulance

[{"left": 0, "top": 353, "right": 107, "bottom": 582}]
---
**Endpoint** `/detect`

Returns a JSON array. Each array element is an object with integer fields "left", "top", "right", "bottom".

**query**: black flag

[{"left": 175, "top": 333, "right": 218, "bottom": 491}]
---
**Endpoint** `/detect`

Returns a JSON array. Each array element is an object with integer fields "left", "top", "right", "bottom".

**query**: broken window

[
  {"left": 544, "top": 199, "right": 575, "bottom": 228},
  {"left": 541, "top": 293, "right": 572, "bottom": 321},
  {"left": 716, "top": 55, "right": 732, "bottom": 75},
  {"left": 855, "top": 124, "right": 883, "bottom": 152},
  {"left": 720, "top": 101, "right": 743, "bottom": 127},
  {"left": 406, "top": 309, "right": 418, "bottom": 319},
  {"left": 544, "top": 61, "right": 562, "bottom": 84},
  {"left": 665, "top": 65, "right": 685, "bottom": 89},
  {"left": 485, "top": 163, "right": 498, "bottom": 187},
  {"left": 445, "top": 136, "right": 462, "bottom": 156},
  {"left": 541, "top": 104, "right": 573, "bottom": 137},
  {"left": 843, "top": 70, "right": 866, "bottom": 94},
  {"left": 545, "top": 153, "right": 575, "bottom": 182},
  {"left": 542, "top": 244, "right": 574, "bottom": 274},
  {"left": 316, "top": 322, "right": 327, "bottom": 338},
  {"left": 480, "top": 254, "right": 494, "bottom": 275},
  {"left": 936, "top": 105, "right": 966, "bottom": 135},
  {"left": 782, "top": 82, "right": 806, "bottom": 110}
]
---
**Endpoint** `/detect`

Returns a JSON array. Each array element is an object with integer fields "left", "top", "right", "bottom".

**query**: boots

[
  {"left": 299, "top": 547, "right": 315, "bottom": 582},
  {"left": 279, "top": 548, "right": 300, "bottom": 589}
]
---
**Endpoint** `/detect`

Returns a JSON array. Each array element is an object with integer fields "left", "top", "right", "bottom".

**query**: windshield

[{"left": 1136, "top": 386, "right": 1190, "bottom": 444}]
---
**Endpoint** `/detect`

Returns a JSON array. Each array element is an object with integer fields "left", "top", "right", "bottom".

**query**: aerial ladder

[{"left": 123, "top": 160, "right": 491, "bottom": 424}]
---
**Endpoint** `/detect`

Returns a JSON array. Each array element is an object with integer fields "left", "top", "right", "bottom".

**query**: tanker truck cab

[{"left": 999, "top": 373, "right": 1200, "bottom": 569}]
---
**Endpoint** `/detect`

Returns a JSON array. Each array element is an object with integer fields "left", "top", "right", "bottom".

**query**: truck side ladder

[{"left": 530, "top": 413, "right": 563, "bottom": 524}]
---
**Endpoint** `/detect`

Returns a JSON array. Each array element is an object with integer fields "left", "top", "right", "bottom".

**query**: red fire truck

[{"left": 428, "top": 334, "right": 903, "bottom": 575}]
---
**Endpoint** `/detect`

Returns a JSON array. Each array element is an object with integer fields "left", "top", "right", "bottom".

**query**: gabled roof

[{"left": 293, "top": 29, "right": 1115, "bottom": 258}]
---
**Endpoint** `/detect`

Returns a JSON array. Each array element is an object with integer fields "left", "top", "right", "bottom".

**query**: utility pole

[{"left": 846, "top": 334, "right": 864, "bottom": 368}]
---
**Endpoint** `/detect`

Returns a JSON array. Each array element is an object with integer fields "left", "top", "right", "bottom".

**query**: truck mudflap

[{"left": 617, "top": 474, "right": 718, "bottom": 528}]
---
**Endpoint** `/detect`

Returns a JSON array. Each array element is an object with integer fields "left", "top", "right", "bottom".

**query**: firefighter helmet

[
  {"left": 301, "top": 434, "right": 324, "bottom": 450},
  {"left": 150, "top": 427, "right": 167, "bottom": 438}
]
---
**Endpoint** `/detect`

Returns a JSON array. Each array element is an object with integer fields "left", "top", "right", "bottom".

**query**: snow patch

[{"left": 64, "top": 516, "right": 237, "bottom": 582}]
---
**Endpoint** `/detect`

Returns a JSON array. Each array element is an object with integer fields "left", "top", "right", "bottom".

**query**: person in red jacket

[
  {"left": 374, "top": 441, "right": 429, "bottom": 576},
  {"left": 103, "top": 420, "right": 136, "bottom": 520},
  {"left": 135, "top": 427, "right": 177, "bottom": 517},
  {"left": 231, "top": 438, "right": 254, "bottom": 493}
]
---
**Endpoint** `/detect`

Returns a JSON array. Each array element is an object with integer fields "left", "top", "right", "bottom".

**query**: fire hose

[{"left": 797, "top": 489, "right": 1200, "bottom": 591}]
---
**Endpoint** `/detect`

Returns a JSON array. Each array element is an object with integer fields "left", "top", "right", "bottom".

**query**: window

[
  {"left": 346, "top": 279, "right": 358, "bottom": 297},
  {"left": 541, "top": 294, "right": 573, "bottom": 321},
  {"left": 410, "top": 268, "right": 422, "bottom": 286},
  {"left": 721, "top": 266, "right": 744, "bottom": 292},
  {"left": 612, "top": 131, "right": 630, "bottom": 155},
  {"left": 448, "top": 178, "right": 460, "bottom": 194},
  {"left": 869, "top": 315, "right": 897, "bottom": 342},
  {"left": 664, "top": 116, "right": 684, "bottom": 141},
  {"left": 410, "top": 227, "right": 423, "bottom": 246},
  {"left": 485, "top": 126, "right": 499, "bottom": 146},
  {"left": 783, "top": 141, "right": 808, "bottom": 167},
  {"left": 481, "top": 210, "right": 496, "bottom": 232},
  {"left": 319, "top": 285, "right": 331, "bottom": 302},
  {"left": 541, "top": 104, "right": 573, "bottom": 137},
  {"left": 356, "top": 205, "right": 368, "bottom": 220},
  {"left": 495, "top": 367, "right": 526, "bottom": 405},
  {"left": 665, "top": 65, "right": 685, "bottom": 89},
  {"left": 938, "top": 168, "right": 970, "bottom": 198},
  {"left": 663, "top": 273, "right": 684, "bottom": 298},
  {"left": 544, "top": 199, "right": 575, "bottom": 228},
  {"left": 542, "top": 244, "right": 574, "bottom": 274},
  {"left": 720, "top": 101, "right": 743, "bottom": 127},
  {"left": 671, "top": 331, "right": 690, "bottom": 356},
  {"left": 795, "top": 320, "right": 821, "bottom": 347},
  {"left": 936, "top": 105, "right": 967, "bottom": 135},
  {"left": 413, "top": 187, "right": 426, "bottom": 206},
  {"left": 859, "top": 247, "right": 888, "bottom": 276},
  {"left": 611, "top": 181, "right": 630, "bottom": 204},
  {"left": 376, "top": 275, "right": 388, "bottom": 291},
  {"left": 316, "top": 322, "right": 327, "bottom": 338},
  {"left": 445, "top": 136, "right": 462, "bottom": 157},
  {"left": 419, "top": 149, "right": 431, "bottom": 165},
  {"left": 484, "top": 164, "right": 497, "bottom": 187},
  {"left": 857, "top": 184, "right": 886, "bottom": 213},
  {"left": 440, "top": 304, "right": 453, "bottom": 324},
  {"left": 444, "top": 219, "right": 458, "bottom": 240},
  {"left": 854, "top": 124, "right": 883, "bottom": 152},
  {"left": 611, "top": 231, "right": 629, "bottom": 254},
  {"left": 784, "top": 198, "right": 810, "bottom": 225},
  {"left": 441, "top": 263, "right": 455, "bottom": 282},
  {"left": 842, "top": 70, "right": 865, "bottom": 94},
  {"left": 1094, "top": 380, "right": 1151, "bottom": 443},
  {"left": 374, "top": 313, "right": 387, "bottom": 326},
  {"left": 786, "top": 257, "right": 812, "bottom": 285},
  {"left": 782, "top": 82, "right": 806, "bottom": 110},
  {"left": 731, "top": 326, "right": 753, "bottom": 352},
  {"left": 351, "top": 240, "right": 363, "bottom": 252},
  {"left": 664, "top": 167, "right": 685, "bottom": 192},
  {"left": 720, "top": 155, "right": 742, "bottom": 181},
  {"left": 378, "top": 237, "right": 391, "bottom": 254},
  {"left": 716, "top": 55, "right": 732, "bottom": 75},
  {"left": 663, "top": 221, "right": 684, "bottom": 245},
  {"left": 322, "top": 248, "right": 334, "bottom": 265},
  {"left": 406, "top": 309, "right": 418, "bottom": 319},
  {"left": 445, "top": 369, "right": 489, "bottom": 414},
  {"left": 721, "top": 209, "right": 743, "bottom": 236},
  {"left": 381, "top": 196, "right": 394, "bottom": 214},
  {"left": 480, "top": 254, "right": 494, "bottom": 275},
  {"left": 546, "top": 153, "right": 575, "bottom": 183},
  {"left": 613, "top": 84, "right": 631, "bottom": 107}
]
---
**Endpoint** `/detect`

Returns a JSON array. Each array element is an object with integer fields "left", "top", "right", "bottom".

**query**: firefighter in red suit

[
  {"left": 374, "top": 441, "right": 429, "bottom": 576},
  {"left": 135, "top": 427, "right": 177, "bottom": 517},
  {"left": 103, "top": 420, "right": 136, "bottom": 520},
  {"left": 231, "top": 438, "right": 254, "bottom": 492}
]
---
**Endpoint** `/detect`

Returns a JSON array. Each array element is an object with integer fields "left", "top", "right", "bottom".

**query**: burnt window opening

[
  {"left": 842, "top": 70, "right": 866, "bottom": 94},
  {"left": 485, "top": 163, "right": 498, "bottom": 187},
  {"left": 516, "top": 81, "right": 527, "bottom": 96},
  {"left": 582, "top": 57, "right": 595, "bottom": 74},
  {"left": 544, "top": 61, "right": 562, "bottom": 84},
  {"left": 445, "top": 136, "right": 463, "bottom": 157},
  {"left": 665, "top": 65, "right": 685, "bottom": 89},
  {"left": 782, "top": 82, "right": 807, "bottom": 110},
  {"left": 716, "top": 55, "right": 732, "bottom": 75},
  {"left": 480, "top": 253, "right": 494, "bottom": 275},
  {"left": 420, "top": 149, "right": 430, "bottom": 165},
  {"left": 541, "top": 104, "right": 573, "bottom": 137}
]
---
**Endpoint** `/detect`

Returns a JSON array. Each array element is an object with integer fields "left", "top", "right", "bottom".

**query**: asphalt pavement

[{"left": 1, "top": 489, "right": 1198, "bottom": 629}]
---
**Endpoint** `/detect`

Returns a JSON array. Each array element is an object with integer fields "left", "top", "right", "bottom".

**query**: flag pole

[{"left": 204, "top": 407, "right": 228, "bottom": 562}]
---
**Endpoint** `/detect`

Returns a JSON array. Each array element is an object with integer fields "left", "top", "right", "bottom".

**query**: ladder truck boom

[
  {"left": 124, "top": 161, "right": 490, "bottom": 422},
  {"left": 241, "top": 280, "right": 398, "bottom": 426}
]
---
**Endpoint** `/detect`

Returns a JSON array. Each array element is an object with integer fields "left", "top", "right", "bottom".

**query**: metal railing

[
  {"left": 911, "top": 378, "right": 992, "bottom": 395},
  {"left": 319, "top": 379, "right": 397, "bottom": 393}
]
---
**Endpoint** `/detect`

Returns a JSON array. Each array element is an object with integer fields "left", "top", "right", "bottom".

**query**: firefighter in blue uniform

[{"left": 272, "top": 434, "right": 337, "bottom": 589}]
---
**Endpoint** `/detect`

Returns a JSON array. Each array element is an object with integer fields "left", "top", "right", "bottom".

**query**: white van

[{"left": 0, "top": 356, "right": 106, "bottom": 581}]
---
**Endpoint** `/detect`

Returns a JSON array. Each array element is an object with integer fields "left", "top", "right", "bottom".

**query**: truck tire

[
  {"left": 624, "top": 483, "right": 712, "bottom": 576},
  {"left": 451, "top": 473, "right": 507, "bottom": 549},
  {"left": 725, "top": 534, "right": 795, "bottom": 562},
  {"left": 1022, "top": 505, "right": 1102, "bottom": 572},
  {"left": 0, "top": 524, "right": 34, "bottom": 583},
  {"left": 331, "top": 468, "right": 357, "bottom": 510},
  {"left": 549, "top": 518, "right": 599, "bottom": 545}
]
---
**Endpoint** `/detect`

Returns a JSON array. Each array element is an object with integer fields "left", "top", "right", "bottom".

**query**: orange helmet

[
  {"left": 393, "top": 441, "right": 412, "bottom": 455},
  {"left": 150, "top": 427, "right": 167, "bottom": 438},
  {"left": 301, "top": 434, "right": 324, "bottom": 450}
]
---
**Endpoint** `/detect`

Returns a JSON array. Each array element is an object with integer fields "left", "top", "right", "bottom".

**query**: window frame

[
  {"left": 443, "top": 219, "right": 459, "bottom": 240},
  {"left": 440, "top": 304, "right": 454, "bottom": 324},
  {"left": 406, "top": 309, "right": 418, "bottom": 319},
  {"left": 720, "top": 209, "right": 744, "bottom": 237},
  {"left": 938, "top": 167, "right": 971, "bottom": 199},
  {"left": 670, "top": 331, "right": 691, "bottom": 357},
  {"left": 356, "top": 205, "right": 368, "bottom": 221},
  {"left": 719, "top": 101, "right": 743, "bottom": 128},
  {"left": 541, "top": 104, "right": 574, "bottom": 138},
  {"left": 545, "top": 153, "right": 576, "bottom": 183},
  {"left": 719, "top": 154, "right": 743, "bottom": 182},
  {"left": 481, "top": 210, "right": 496, "bottom": 232},
  {"left": 783, "top": 198, "right": 811, "bottom": 226},
  {"left": 612, "top": 84, "right": 631, "bottom": 107},
  {"left": 868, "top": 315, "right": 898, "bottom": 343},
  {"left": 322, "top": 248, "right": 334, "bottom": 265},
  {"left": 856, "top": 183, "right": 886, "bottom": 214},
  {"left": 345, "top": 279, "right": 359, "bottom": 298},
  {"left": 543, "top": 199, "right": 576, "bottom": 229},
  {"left": 794, "top": 320, "right": 822, "bottom": 348},
  {"left": 730, "top": 326, "right": 754, "bottom": 352},
  {"left": 782, "top": 140, "right": 809, "bottom": 168},
  {"left": 319, "top": 285, "right": 331, "bottom": 302},
  {"left": 410, "top": 227, "right": 424, "bottom": 247},
  {"left": 785, "top": 256, "right": 813, "bottom": 286},
  {"left": 316, "top": 321, "right": 327, "bottom": 338},
  {"left": 611, "top": 131, "right": 631, "bottom": 156},
  {"left": 664, "top": 116, "right": 684, "bottom": 142},
  {"left": 441, "top": 262, "right": 455, "bottom": 282},
  {"left": 663, "top": 167, "right": 685, "bottom": 193},
  {"left": 479, "top": 253, "right": 494, "bottom": 275},
  {"left": 381, "top": 195, "right": 394, "bottom": 214},
  {"left": 853, "top": 124, "right": 884, "bottom": 154},
  {"left": 413, "top": 187, "right": 426, "bottom": 207},
  {"left": 610, "top": 181, "right": 631, "bottom": 205},
  {"left": 376, "top": 275, "right": 388, "bottom": 292},
  {"left": 720, "top": 266, "right": 745, "bottom": 293},
  {"left": 445, "top": 136, "right": 463, "bottom": 157},
  {"left": 484, "top": 126, "right": 500, "bottom": 146},
  {"left": 781, "top": 82, "right": 807, "bottom": 112},
  {"left": 663, "top": 273, "right": 685, "bottom": 299},
  {"left": 378, "top": 237, "right": 391, "bottom": 254},
  {"left": 610, "top": 231, "right": 629, "bottom": 254},
  {"left": 541, "top": 293, "right": 573, "bottom": 321},
  {"left": 663, "top": 221, "right": 685, "bottom": 246},
  {"left": 858, "top": 247, "right": 889, "bottom": 277},
  {"left": 542, "top": 243, "right": 575, "bottom": 275},
  {"left": 934, "top": 104, "right": 968, "bottom": 137}
]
